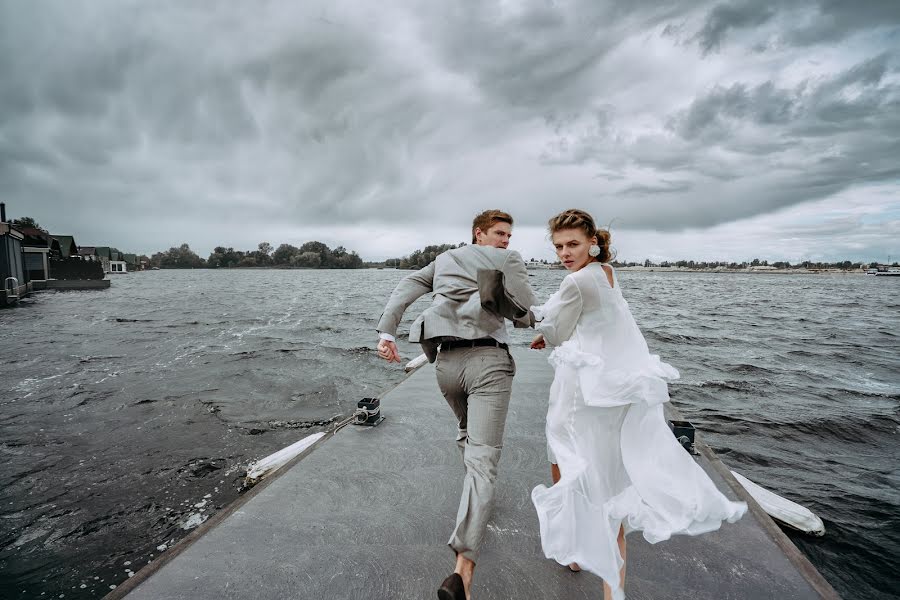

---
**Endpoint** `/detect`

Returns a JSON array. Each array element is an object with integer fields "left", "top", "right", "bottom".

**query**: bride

[{"left": 529, "top": 209, "right": 747, "bottom": 600}]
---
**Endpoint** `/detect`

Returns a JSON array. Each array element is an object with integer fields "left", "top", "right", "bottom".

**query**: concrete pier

[{"left": 113, "top": 348, "right": 839, "bottom": 600}]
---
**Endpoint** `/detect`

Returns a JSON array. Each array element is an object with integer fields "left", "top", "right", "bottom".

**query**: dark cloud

[
  {"left": 673, "top": 81, "right": 798, "bottom": 140},
  {"left": 669, "top": 53, "right": 900, "bottom": 167},
  {"left": 694, "top": 1, "right": 776, "bottom": 54},
  {"left": 787, "top": 1, "right": 900, "bottom": 46},
  {"left": 537, "top": 44, "right": 900, "bottom": 231},
  {"left": 621, "top": 180, "right": 693, "bottom": 195},
  {"left": 0, "top": 0, "right": 896, "bottom": 260},
  {"left": 420, "top": 2, "right": 688, "bottom": 112},
  {"left": 691, "top": 0, "right": 900, "bottom": 52}
]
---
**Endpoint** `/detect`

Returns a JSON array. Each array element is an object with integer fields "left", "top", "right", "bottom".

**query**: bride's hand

[{"left": 530, "top": 334, "right": 545, "bottom": 350}]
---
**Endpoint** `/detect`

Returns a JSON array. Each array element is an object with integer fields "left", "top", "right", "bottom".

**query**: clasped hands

[{"left": 377, "top": 338, "right": 402, "bottom": 363}]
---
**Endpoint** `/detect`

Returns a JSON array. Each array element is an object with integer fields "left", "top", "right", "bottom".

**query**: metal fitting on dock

[
  {"left": 354, "top": 397, "right": 385, "bottom": 426},
  {"left": 669, "top": 420, "right": 697, "bottom": 454}
]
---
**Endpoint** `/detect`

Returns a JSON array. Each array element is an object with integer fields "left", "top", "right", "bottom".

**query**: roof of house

[
  {"left": 19, "top": 226, "right": 49, "bottom": 244},
  {"left": 20, "top": 227, "right": 61, "bottom": 253},
  {"left": 0, "top": 223, "right": 24, "bottom": 240},
  {"left": 52, "top": 235, "right": 78, "bottom": 256}
]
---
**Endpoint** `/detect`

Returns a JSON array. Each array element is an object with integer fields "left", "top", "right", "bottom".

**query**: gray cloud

[
  {"left": 419, "top": 2, "right": 684, "bottom": 111},
  {"left": 621, "top": 180, "right": 694, "bottom": 196},
  {"left": 787, "top": 1, "right": 900, "bottom": 46},
  {"left": 691, "top": 0, "right": 900, "bottom": 52},
  {"left": 673, "top": 81, "right": 799, "bottom": 139},
  {"left": 694, "top": 1, "right": 776, "bottom": 54},
  {"left": 539, "top": 46, "right": 900, "bottom": 230},
  {"left": 0, "top": 0, "right": 897, "bottom": 261}
]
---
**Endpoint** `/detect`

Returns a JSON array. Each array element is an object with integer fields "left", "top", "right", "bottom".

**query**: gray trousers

[{"left": 434, "top": 346, "right": 516, "bottom": 563}]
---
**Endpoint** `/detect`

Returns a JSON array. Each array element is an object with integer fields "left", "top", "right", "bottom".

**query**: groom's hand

[
  {"left": 377, "top": 339, "right": 402, "bottom": 363},
  {"left": 530, "top": 334, "right": 546, "bottom": 350}
]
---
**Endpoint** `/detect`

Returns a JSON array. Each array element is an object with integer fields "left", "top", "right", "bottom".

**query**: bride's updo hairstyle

[{"left": 548, "top": 209, "right": 614, "bottom": 263}]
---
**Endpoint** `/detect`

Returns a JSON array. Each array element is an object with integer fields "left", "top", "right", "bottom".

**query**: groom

[{"left": 376, "top": 209, "right": 536, "bottom": 599}]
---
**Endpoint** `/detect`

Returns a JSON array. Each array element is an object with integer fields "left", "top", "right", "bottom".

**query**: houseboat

[
  {"left": 0, "top": 203, "right": 32, "bottom": 305},
  {"left": 109, "top": 259, "right": 128, "bottom": 273}
]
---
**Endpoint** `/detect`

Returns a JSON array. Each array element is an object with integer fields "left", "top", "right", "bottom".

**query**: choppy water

[{"left": 0, "top": 269, "right": 897, "bottom": 599}]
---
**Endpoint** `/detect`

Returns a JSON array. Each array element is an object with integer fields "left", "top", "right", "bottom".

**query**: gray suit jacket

[{"left": 377, "top": 245, "right": 536, "bottom": 362}]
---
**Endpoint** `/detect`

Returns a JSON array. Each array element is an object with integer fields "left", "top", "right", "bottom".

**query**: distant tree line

[
  {"left": 149, "top": 241, "right": 364, "bottom": 269},
  {"left": 8, "top": 213, "right": 891, "bottom": 273},
  {"left": 375, "top": 246, "right": 891, "bottom": 271},
  {"left": 150, "top": 244, "right": 206, "bottom": 269},
  {"left": 385, "top": 243, "right": 466, "bottom": 269},
  {"left": 615, "top": 259, "right": 892, "bottom": 270}
]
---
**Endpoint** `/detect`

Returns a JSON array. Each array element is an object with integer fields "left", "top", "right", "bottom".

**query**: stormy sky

[{"left": 2, "top": 1, "right": 898, "bottom": 263}]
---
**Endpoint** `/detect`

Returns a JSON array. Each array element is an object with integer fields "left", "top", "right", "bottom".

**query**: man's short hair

[{"left": 471, "top": 209, "right": 513, "bottom": 243}]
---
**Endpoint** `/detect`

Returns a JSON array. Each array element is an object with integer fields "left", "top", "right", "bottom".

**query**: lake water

[{"left": 1, "top": 269, "right": 897, "bottom": 599}]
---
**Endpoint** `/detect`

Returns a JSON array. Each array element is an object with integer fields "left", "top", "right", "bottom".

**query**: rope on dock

[
  {"left": 353, "top": 404, "right": 381, "bottom": 424},
  {"left": 333, "top": 405, "right": 379, "bottom": 432}
]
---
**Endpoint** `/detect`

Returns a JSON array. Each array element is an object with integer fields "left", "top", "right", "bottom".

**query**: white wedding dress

[{"left": 530, "top": 263, "right": 747, "bottom": 599}]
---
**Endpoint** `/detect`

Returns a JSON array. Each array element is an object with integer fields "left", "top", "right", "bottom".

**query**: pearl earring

[{"left": 588, "top": 244, "right": 601, "bottom": 257}]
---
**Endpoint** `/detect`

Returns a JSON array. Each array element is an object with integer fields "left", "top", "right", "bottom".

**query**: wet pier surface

[{"left": 114, "top": 348, "right": 838, "bottom": 600}]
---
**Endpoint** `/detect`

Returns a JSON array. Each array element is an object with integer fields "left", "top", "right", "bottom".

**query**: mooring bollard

[
  {"left": 669, "top": 420, "right": 697, "bottom": 454},
  {"left": 354, "top": 397, "right": 385, "bottom": 427}
]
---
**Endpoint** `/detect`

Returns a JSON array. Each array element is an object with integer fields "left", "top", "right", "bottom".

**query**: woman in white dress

[{"left": 529, "top": 209, "right": 747, "bottom": 600}]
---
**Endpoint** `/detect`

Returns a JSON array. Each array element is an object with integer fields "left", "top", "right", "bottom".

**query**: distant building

[
  {"left": 525, "top": 260, "right": 553, "bottom": 269},
  {"left": 93, "top": 247, "right": 113, "bottom": 273},
  {"left": 78, "top": 246, "right": 131, "bottom": 273},
  {"left": 78, "top": 246, "right": 98, "bottom": 261},
  {"left": 51, "top": 235, "right": 78, "bottom": 257},
  {"left": 19, "top": 227, "right": 58, "bottom": 283},
  {"left": 123, "top": 253, "right": 139, "bottom": 271}
]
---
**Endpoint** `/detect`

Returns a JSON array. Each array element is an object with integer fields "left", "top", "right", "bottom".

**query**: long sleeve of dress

[{"left": 533, "top": 275, "right": 583, "bottom": 347}]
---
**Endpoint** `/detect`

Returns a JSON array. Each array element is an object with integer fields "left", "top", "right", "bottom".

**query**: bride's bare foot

[{"left": 568, "top": 562, "right": 581, "bottom": 572}]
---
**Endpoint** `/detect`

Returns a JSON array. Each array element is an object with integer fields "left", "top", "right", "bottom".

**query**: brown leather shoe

[{"left": 437, "top": 573, "right": 466, "bottom": 600}]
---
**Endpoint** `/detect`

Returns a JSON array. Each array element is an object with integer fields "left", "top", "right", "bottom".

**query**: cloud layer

[{"left": 1, "top": 0, "right": 897, "bottom": 261}]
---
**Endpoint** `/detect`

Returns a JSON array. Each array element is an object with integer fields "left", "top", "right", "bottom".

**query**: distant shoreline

[
  {"left": 611, "top": 267, "right": 865, "bottom": 275},
  {"left": 140, "top": 265, "right": 872, "bottom": 275},
  {"left": 520, "top": 266, "right": 867, "bottom": 275}
]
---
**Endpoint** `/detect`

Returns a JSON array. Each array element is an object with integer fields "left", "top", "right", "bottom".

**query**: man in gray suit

[{"left": 376, "top": 209, "right": 536, "bottom": 600}]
